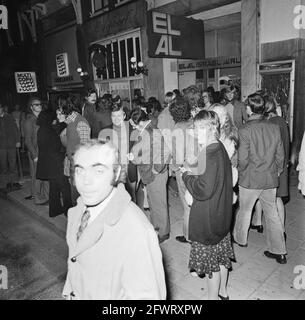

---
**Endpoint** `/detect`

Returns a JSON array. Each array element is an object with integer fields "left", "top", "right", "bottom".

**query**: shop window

[
  {"left": 92, "top": 30, "right": 142, "bottom": 81},
  {"left": 92, "top": 30, "right": 144, "bottom": 109}
]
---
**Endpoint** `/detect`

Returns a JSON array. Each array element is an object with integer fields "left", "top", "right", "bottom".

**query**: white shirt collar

[{"left": 86, "top": 188, "right": 117, "bottom": 226}]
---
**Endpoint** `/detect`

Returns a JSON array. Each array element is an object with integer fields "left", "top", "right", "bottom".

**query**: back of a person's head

[
  {"left": 184, "top": 85, "right": 201, "bottom": 107},
  {"left": 173, "top": 89, "right": 181, "bottom": 97},
  {"left": 169, "top": 97, "right": 191, "bottom": 123},
  {"left": 148, "top": 96, "right": 158, "bottom": 103},
  {"left": 247, "top": 93, "right": 265, "bottom": 114},
  {"left": 264, "top": 98, "right": 277, "bottom": 117},
  {"left": 37, "top": 109, "right": 55, "bottom": 127},
  {"left": 130, "top": 106, "right": 150, "bottom": 125}
]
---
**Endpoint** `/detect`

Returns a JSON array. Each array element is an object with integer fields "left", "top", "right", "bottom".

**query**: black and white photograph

[{"left": 0, "top": 0, "right": 305, "bottom": 306}]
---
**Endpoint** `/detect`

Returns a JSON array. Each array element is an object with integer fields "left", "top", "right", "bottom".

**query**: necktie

[{"left": 76, "top": 209, "right": 91, "bottom": 241}]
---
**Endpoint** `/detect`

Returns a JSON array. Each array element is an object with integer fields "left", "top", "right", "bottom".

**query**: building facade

[{"left": 23, "top": 0, "right": 305, "bottom": 147}]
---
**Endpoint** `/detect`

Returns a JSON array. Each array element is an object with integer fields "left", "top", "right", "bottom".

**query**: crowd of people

[{"left": 0, "top": 83, "right": 303, "bottom": 300}]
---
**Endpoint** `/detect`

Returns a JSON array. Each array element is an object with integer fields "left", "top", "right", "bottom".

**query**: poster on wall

[
  {"left": 14, "top": 72, "right": 38, "bottom": 93},
  {"left": 56, "top": 52, "right": 70, "bottom": 77}
]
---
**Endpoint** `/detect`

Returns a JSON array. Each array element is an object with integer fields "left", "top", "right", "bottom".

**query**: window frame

[
  {"left": 91, "top": 28, "right": 143, "bottom": 82},
  {"left": 90, "top": 0, "right": 132, "bottom": 17}
]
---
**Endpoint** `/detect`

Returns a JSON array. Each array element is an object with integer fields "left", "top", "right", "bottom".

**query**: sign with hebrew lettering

[
  {"left": 14, "top": 72, "right": 38, "bottom": 93},
  {"left": 56, "top": 52, "right": 70, "bottom": 77},
  {"left": 147, "top": 10, "right": 204, "bottom": 59}
]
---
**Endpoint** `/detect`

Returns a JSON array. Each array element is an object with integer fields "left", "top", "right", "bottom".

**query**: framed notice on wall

[
  {"left": 14, "top": 72, "right": 38, "bottom": 93},
  {"left": 56, "top": 52, "right": 70, "bottom": 77}
]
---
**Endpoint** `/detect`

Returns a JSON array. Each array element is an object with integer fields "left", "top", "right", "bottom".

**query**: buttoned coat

[{"left": 63, "top": 184, "right": 166, "bottom": 300}]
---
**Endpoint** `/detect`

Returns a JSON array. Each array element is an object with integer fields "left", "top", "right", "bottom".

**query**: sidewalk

[{"left": 7, "top": 174, "right": 305, "bottom": 300}]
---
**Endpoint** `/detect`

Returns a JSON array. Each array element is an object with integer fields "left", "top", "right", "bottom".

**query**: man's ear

[{"left": 246, "top": 105, "right": 252, "bottom": 116}]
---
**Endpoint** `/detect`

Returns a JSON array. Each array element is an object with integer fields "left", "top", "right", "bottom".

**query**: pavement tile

[
  {"left": 264, "top": 269, "right": 301, "bottom": 298},
  {"left": 286, "top": 237, "right": 302, "bottom": 251},
  {"left": 249, "top": 283, "right": 297, "bottom": 300},
  {"left": 174, "top": 274, "right": 207, "bottom": 299},
  {"left": 297, "top": 290, "right": 305, "bottom": 300},
  {"left": 167, "top": 281, "right": 203, "bottom": 300},
  {"left": 289, "top": 248, "right": 305, "bottom": 265},
  {"left": 233, "top": 243, "right": 262, "bottom": 264},
  {"left": 227, "top": 278, "right": 257, "bottom": 300},
  {"left": 285, "top": 226, "right": 305, "bottom": 241},
  {"left": 231, "top": 259, "right": 277, "bottom": 283}
]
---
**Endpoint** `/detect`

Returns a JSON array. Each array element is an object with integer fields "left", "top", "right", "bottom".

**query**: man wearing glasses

[{"left": 24, "top": 97, "right": 49, "bottom": 205}]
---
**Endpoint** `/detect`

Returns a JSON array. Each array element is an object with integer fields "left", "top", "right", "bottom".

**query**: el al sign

[{"left": 147, "top": 11, "right": 204, "bottom": 59}]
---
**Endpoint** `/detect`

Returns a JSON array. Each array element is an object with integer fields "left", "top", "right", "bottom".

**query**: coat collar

[{"left": 70, "top": 183, "right": 131, "bottom": 257}]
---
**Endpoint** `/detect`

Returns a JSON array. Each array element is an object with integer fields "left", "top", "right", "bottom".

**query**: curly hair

[
  {"left": 183, "top": 85, "right": 201, "bottom": 107},
  {"left": 169, "top": 97, "right": 191, "bottom": 123}
]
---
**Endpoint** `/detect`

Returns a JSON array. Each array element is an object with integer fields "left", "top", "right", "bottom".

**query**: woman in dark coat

[
  {"left": 36, "top": 110, "right": 72, "bottom": 217},
  {"left": 180, "top": 110, "right": 235, "bottom": 300}
]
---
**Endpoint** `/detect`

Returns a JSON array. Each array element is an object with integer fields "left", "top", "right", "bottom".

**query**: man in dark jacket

[
  {"left": 0, "top": 103, "right": 21, "bottom": 191},
  {"left": 233, "top": 93, "right": 287, "bottom": 264},
  {"left": 24, "top": 97, "right": 49, "bottom": 204}
]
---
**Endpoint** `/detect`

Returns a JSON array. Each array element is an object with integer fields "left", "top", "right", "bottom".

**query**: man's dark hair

[
  {"left": 74, "top": 139, "right": 123, "bottom": 187},
  {"left": 247, "top": 93, "right": 265, "bottom": 114},
  {"left": 58, "top": 95, "right": 79, "bottom": 116},
  {"left": 111, "top": 103, "right": 124, "bottom": 113},
  {"left": 86, "top": 88, "right": 97, "bottom": 97},
  {"left": 146, "top": 100, "right": 162, "bottom": 115}
]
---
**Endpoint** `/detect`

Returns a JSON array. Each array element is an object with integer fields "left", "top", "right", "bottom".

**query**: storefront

[
  {"left": 90, "top": 28, "right": 145, "bottom": 109},
  {"left": 177, "top": 15, "right": 241, "bottom": 92},
  {"left": 43, "top": 25, "right": 85, "bottom": 110},
  {"left": 177, "top": 56, "right": 241, "bottom": 92}
]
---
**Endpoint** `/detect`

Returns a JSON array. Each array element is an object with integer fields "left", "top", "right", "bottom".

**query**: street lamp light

[{"left": 130, "top": 57, "right": 148, "bottom": 76}]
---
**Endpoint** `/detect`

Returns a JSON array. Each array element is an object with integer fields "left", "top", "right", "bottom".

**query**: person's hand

[
  {"left": 34, "top": 157, "right": 38, "bottom": 162},
  {"left": 16, "top": 142, "right": 21, "bottom": 148},
  {"left": 126, "top": 153, "right": 134, "bottom": 161}
]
